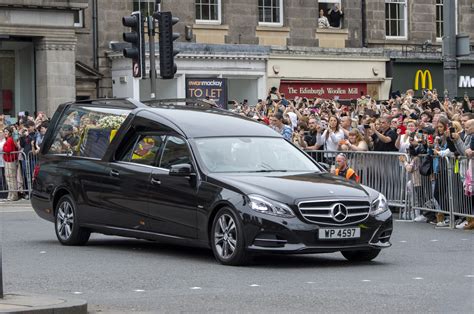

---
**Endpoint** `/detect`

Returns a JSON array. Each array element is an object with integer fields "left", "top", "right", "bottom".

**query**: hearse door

[
  {"left": 99, "top": 134, "right": 164, "bottom": 230},
  {"left": 147, "top": 136, "right": 198, "bottom": 239}
]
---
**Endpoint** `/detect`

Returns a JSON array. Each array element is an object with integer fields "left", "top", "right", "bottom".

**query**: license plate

[{"left": 318, "top": 228, "right": 360, "bottom": 239}]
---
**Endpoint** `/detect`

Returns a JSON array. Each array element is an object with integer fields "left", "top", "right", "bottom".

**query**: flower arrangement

[{"left": 97, "top": 115, "right": 126, "bottom": 129}]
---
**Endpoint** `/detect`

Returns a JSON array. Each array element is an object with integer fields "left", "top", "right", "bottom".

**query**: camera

[{"left": 363, "top": 124, "right": 370, "bottom": 129}]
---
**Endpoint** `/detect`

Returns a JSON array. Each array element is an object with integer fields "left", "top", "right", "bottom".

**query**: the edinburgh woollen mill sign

[{"left": 186, "top": 78, "right": 228, "bottom": 108}]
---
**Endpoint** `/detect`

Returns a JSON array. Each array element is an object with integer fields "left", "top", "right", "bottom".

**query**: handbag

[{"left": 419, "top": 155, "right": 433, "bottom": 176}]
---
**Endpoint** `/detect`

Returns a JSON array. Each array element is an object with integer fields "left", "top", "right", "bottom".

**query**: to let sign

[
  {"left": 279, "top": 81, "right": 367, "bottom": 100},
  {"left": 186, "top": 78, "right": 227, "bottom": 108}
]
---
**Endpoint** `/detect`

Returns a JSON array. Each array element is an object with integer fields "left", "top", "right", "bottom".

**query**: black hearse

[{"left": 31, "top": 99, "right": 392, "bottom": 265}]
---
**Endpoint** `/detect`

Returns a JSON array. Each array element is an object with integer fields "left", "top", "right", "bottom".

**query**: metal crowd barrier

[
  {"left": 305, "top": 150, "right": 474, "bottom": 227},
  {"left": 305, "top": 150, "right": 409, "bottom": 211},
  {"left": 0, "top": 151, "right": 38, "bottom": 200}
]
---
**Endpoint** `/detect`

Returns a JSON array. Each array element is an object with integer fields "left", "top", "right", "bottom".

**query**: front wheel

[
  {"left": 341, "top": 249, "right": 381, "bottom": 262},
  {"left": 211, "top": 207, "right": 249, "bottom": 266},
  {"left": 55, "top": 195, "right": 90, "bottom": 246}
]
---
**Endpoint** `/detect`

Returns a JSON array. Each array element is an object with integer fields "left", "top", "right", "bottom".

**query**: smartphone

[
  {"left": 449, "top": 127, "right": 455, "bottom": 134},
  {"left": 364, "top": 124, "right": 370, "bottom": 129}
]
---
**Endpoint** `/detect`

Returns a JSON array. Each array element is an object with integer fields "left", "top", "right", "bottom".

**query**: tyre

[
  {"left": 211, "top": 207, "right": 249, "bottom": 266},
  {"left": 341, "top": 249, "right": 381, "bottom": 262},
  {"left": 55, "top": 195, "right": 90, "bottom": 246}
]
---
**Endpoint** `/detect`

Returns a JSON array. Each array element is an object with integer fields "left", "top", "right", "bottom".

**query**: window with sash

[
  {"left": 385, "top": 0, "right": 407, "bottom": 38},
  {"left": 195, "top": 0, "right": 221, "bottom": 24},
  {"left": 258, "top": 0, "right": 283, "bottom": 26}
]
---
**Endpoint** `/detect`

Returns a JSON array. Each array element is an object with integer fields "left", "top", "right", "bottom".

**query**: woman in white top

[
  {"left": 317, "top": 115, "right": 345, "bottom": 163},
  {"left": 396, "top": 119, "right": 418, "bottom": 153}
]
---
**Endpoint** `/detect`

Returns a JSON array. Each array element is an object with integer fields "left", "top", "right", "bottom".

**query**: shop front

[
  {"left": 391, "top": 60, "right": 474, "bottom": 98},
  {"left": 267, "top": 50, "right": 391, "bottom": 101},
  {"left": 111, "top": 43, "right": 269, "bottom": 107}
]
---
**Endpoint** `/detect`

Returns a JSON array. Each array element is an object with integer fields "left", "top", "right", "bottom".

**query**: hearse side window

[
  {"left": 46, "top": 106, "right": 129, "bottom": 158},
  {"left": 159, "top": 136, "right": 192, "bottom": 169},
  {"left": 121, "top": 135, "right": 165, "bottom": 166}
]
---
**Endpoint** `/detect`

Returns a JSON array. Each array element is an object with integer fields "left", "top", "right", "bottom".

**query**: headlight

[
  {"left": 248, "top": 195, "right": 295, "bottom": 218},
  {"left": 370, "top": 193, "right": 389, "bottom": 216}
]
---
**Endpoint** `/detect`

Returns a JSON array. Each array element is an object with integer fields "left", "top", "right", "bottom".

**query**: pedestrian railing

[{"left": 305, "top": 150, "right": 474, "bottom": 227}]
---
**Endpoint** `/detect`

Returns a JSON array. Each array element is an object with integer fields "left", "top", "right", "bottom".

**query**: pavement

[{"left": 0, "top": 199, "right": 88, "bottom": 314}]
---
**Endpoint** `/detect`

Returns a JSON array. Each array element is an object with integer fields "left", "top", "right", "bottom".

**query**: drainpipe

[
  {"left": 92, "top": 0, "right": 99, "bottom": 97},
  {"left": 361, "top": 0, "right": 367, "bottom": 48}
]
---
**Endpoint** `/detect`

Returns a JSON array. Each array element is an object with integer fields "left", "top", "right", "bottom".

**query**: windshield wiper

[{"left": 252, "top": 169, "right": 288, "bottom": 173}]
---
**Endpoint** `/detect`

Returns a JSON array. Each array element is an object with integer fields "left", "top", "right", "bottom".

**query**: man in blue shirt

[{"left": 270, "top": 112, "right": 293, "bottom": 141}]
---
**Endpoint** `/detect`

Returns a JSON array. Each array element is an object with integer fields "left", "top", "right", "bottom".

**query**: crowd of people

[
  {"left": 0, "top": 111, "right": 49, "bottom": 201},
  {"left": 229, "top": 87, "right": 474, "bottom": 230}
]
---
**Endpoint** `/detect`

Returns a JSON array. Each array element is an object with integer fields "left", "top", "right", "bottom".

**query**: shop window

[
  {"left": 133, "top": 0, "right": 155, "bottom": 17},
  {"left": 195, "top": 0, "right": 221, "bottom": 25},
  {"left": 318, "top": 0, "right": 343, "bottom": 29},
  {"left": 74, "top": 10, "right": 84, "bottom": 28},
  {"left": 0, "top": 51, "right": 15, "bottom": 117},
  {"left": 258, "top": 0, "right": 283, "bottom": 27},
  {"left": 385, "top": 0, "right": 407, "bottom": 39},
  {"left": 436, "top": 0, "right": 458, "bottom": 40}
]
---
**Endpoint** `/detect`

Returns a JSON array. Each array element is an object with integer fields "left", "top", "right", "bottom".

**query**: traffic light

[
  {"left": 155, "top": 11, "right": 179, "bottom": 79},
  {"left": 122, "top": 11, "right": 145, "bottom": 78}
]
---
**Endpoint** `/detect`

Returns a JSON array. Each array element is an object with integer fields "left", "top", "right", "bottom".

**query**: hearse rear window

[{"left": 47, "top": 106, "right": 130, "bottom": 158}]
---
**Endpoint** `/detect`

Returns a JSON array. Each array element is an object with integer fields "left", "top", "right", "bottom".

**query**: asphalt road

[{"left": 1, "top": 202, "right": 473, "bottom": 313}]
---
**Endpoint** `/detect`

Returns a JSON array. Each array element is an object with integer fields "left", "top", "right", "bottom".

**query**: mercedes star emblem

[{"left": 331, "top": 203, "right": 348, "bottom": 222}]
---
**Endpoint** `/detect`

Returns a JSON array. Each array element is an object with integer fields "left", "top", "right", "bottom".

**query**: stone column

[{"left": 35, "top": 37, "right": 77, "bottom": 117}]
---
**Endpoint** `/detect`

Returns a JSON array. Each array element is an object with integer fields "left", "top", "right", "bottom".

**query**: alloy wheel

[
  {"left": 214, "top": 214, "right": 237, "bottom": 259},
  {"left": 56, "top": 200, "right": 74, "bottom": 241}
]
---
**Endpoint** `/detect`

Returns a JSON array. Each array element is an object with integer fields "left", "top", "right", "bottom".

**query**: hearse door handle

[
  {"left": 150, "top": 178, "right": 161, "bottom": 186},
  {"left": 109, "top": 169, "right": 120, "bottom": 177}
]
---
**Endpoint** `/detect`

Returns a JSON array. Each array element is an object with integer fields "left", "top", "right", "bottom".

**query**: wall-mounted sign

[
  {"left": 186, "top": 78, "right": 228, "bottom": 108},
  {"left": 414, "top": 70, "right": 433, "bottom": 91},
  {"left": 459, "top": 76, "right": 473, "bottom": 88},
  {"left": 279, "top": 81, "right": 367, "bottom": 100}
]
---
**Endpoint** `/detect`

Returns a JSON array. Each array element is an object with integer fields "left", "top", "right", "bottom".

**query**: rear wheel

[
  {"left": 55, "top": 195, "right": 90, "bottom": 246},
  {"left": 341, "top": 249, "right": 381, "bottom": 262},
  {"left": 211, "top": 207, "right": 249, "bottom": 266}
]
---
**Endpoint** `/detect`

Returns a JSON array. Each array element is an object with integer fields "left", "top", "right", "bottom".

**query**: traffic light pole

[
  {"left": 442, "top": 0, "right": 457, "bottom": 98},
  {"left": 148, "top": 16, "right": 157, "bottom": 99}
]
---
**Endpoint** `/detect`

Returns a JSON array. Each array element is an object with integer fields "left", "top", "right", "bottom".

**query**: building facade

[{"left": 0, "top": 0, "right": 473, "bottom": 116}]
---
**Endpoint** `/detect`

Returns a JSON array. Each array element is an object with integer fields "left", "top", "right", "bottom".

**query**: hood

[{"left": 208, "top": 172, "right": 378, "bottom": 205}]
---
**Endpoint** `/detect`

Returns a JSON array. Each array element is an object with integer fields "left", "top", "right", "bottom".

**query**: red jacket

[{"left": 3, "top": 137, "right": 18, "bottom": 162}]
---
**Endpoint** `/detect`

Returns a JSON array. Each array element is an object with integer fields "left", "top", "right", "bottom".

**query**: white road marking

[
  {"left": 465, "top": 275, "right": 474, "bottom": 278},
  {"left": 40, "top": 251, "right": 46, "bottom": 254},
  {"left": 399, "top": 241, "right": 407, "bottom": 243},
  {"left": 133, "top": 289, "right": 145, "bottom": 292},
  {"left": 413, "top": 277, "right": 423, "bottom": 280},
  {"left": 190, "top": 287, "right": 202, "bottom": 290},
  {"left": 361, "top": 280, "right": 371, "bottom": 282},
  {"left": 430, "top": 239, "right": 439, "bottom": 242},
  {"left": 306, "top": 282, "right": 315, "bottom": 284},
  {"left": 249, "top": 284, "right": 260, "bottom": 287},
  {"left": 72, "top": 292, "right": 83, "bottom": 295},
  {"left": 461, "top": 239, "right": 468, "bottom": 241}
]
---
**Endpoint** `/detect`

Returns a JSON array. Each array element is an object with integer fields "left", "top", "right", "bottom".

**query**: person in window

[
  {"left": 328, "top": 3, "right": 344, "bottom": 28},
  {"left": 318, "top": 9, "right": 330, "bottom": 28}
]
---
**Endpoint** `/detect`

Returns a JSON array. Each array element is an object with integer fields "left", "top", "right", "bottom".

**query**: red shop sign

[{"left": 279, "top": 81, "right": 367, "bottom": 100}]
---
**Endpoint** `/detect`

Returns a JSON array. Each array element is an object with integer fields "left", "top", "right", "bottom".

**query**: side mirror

[{"left": 169, "top": 163, "right": 194, "bottom": 176}]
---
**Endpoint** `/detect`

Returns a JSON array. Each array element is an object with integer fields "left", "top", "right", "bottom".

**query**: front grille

[{"left": 298, "top": 199, "right": 371, "bottom": 226}]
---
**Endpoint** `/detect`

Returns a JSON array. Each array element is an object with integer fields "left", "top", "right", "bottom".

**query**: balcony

[{"left": 315, "top": 28, "right": 349, "bottom": 48}]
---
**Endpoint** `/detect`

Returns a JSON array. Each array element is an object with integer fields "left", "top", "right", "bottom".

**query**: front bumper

[{"left": 241, "top": 208, "right": 393, "bottom": 254}]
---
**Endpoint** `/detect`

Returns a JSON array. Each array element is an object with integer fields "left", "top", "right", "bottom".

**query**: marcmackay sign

[
  {"left": 279, "top": 81, "right": 367, "bottom": 100},
  {"left": 186, "top": 78, "right": 227, "bottom": 108}
]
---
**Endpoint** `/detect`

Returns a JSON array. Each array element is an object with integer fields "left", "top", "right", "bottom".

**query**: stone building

[{"left": 0, "top": 0, "right": 472, "bottom": 116}]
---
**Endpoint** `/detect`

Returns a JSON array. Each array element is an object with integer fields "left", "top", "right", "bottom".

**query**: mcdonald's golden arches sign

[{"left": 414, "top": 70, "right": 433, "bottom": 90}]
